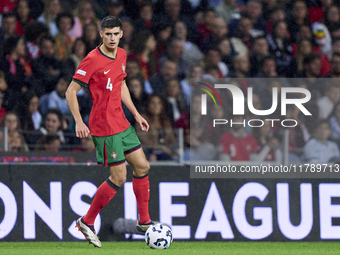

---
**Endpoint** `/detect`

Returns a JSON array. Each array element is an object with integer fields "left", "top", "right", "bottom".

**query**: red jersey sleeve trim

[{"left": 73, "top": 78, "right": 89, "bottom": 89}]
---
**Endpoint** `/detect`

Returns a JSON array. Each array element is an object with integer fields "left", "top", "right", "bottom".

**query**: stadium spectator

[
  {"left": 24, "top": 21, "right": 49, "bottom": 59},
  {"left": 35, "top": 133, "right": 61, "bottom": 151},
  {"left": 286, "top": 0, "right": 309, "bottom": 43},
  {"left": 123, "top": 74, "right": 148, "bottom": 126},
  {"left": 317, "top": 83, "right": 340, "bottom": 119},
  {"left": 159, "top": 37, "right": 189, "bottom": 80},
  {"left": 219, "top": 115, "right": 260, "bottom": 161},
  {"left": 263, "top": 0, "right": 279, "bottom": 21},
  {"left": 215, "top": 0, "right": 239, "bottom": 25},
  {"left": 68, "top": 0, "right": 100, "bottom": 39},
  {"left": 105, "top": 0, "right": 126, "bottom": 19},
  {"left": 13, "top": 0, "right": 33, "bottom": 36},
  {"left": 217, "top": 38, "right": 234, "bottom": 68},
  {"left": 37, "top": 0, "right": 62, "bottom": 37},
  {"left": 205, "top": 104, "right": 227, "bottom": 147},
  {"left": 229, "top": 55, "right": 250, "bottom": 79},
  {"left": 8, "top": 130, "right": 29, "bottom": 151},
  {"left": 136, "top": 94, "right": 177, "bottom": 161},
  {"left": 129, "top": 29, "right": 158, "bottom": 81},
  {"left": 203, "top": 63, "right": 221, "bottom": 79},
  {"left": 119, "top": 17, "right": 134, "bottom": 54},
  {"left": 180, "top": 62, "right": 204, "bottom": 105},
  {"left": 0, "top": 13, "right": 17, "bottom": 50},
  {"left": 198, "top": 8, "right": 216, "bottom": 44},
  {"left": 0, "top": 35, "right": 33, "bottom": 107},
  {"left": 252, "top": 119, "right": 282, "bottom": 162},
  {"left": 175, "top": 93, "right": 212, "bottom": 161},
  {"left": 324, "top": 5, "right": 340, "bottom": 39},
  {"left": 46, "top": 75, "right": 72, "bottom": 117},
  {"left": 133, "top": 2, "right": 155, "bottom": 32},
  {"left": 54, "top": 12, "right": 75, "bottom": 60},
  {"left": 173, "top": 20, "right": 204, "bottom": 64},
  {"left": 0, "top": 111, "right": 21, "bottom": 133},
  {"left": 64, "top": 38, "right": 87, "bottom": 77},
  {"left": 249, "top": 36, "right": 270, "bottom": 77},
  {"left": 205, "top": 48, "right": 228, "bottom": 78},
  {"left": 154, "top": 0, "right": 198, "bottom": 44},
  {"left": 32, "top": 36, "right": 64, "bottom": 97},
  {"left": 267, "top": 20, "right": 296, "bottom": 77},
  {"left": 163, "top": 77, "right": 187, "bottom": 124},
  {"left": 230, "top": 16, "right": 253, "bottom": 56},
  {"left": 303, "top": 120, "right": 340, "bottom": 163},
  {"left": 14, "top": 91, "right": 41, "bottom": 143},
  {"left": 266, "top": 6, "right": 285, "bottom": 34},
  {"left": 27, "top": 108, "right": 68, "bottom": 150},
  {"left": 201, "top": 17, "right": 228, "bottom": 54},
  {"left": 81, "top": 23, "right": 101, "bottom": 55},
  {"left": 256, "top": 55, "right": 278, "bottom": 78},
  {"left": 326, "top": 52, "right": 340, "bottom": 78},
  {"left": 298, "top": 53, "right": 322, "bottom": 98},
  {"left": 153, "top": 21, "right": 172, "bottom": 57},
  {"left": 73, "top": 133, "right": 95, "bottom": 152},
  {"left": 228, "top": 0, "right": 267, "bottom": 38},
  {"left": 328, "top": 101, "right": 340, "bottom": 141},
  {"left": 149, "top": 60, "right": 177, "bottom": 95}
]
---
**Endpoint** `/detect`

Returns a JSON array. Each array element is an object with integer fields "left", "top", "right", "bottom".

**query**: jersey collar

[{"left": 97, "top": 43, "right": 117, "bottom": 60}]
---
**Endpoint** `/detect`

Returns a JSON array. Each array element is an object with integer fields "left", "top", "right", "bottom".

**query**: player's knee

[
  {"left": 135, "top": 160, "right": 150, "bottom": 176},
  {"left": 111, "top": 175, "right": 126, "bottom": 186}
]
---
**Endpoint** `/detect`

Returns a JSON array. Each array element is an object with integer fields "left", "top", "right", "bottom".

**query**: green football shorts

[{"left": 92, "top": 125, "right": 142, "bottom": 167}]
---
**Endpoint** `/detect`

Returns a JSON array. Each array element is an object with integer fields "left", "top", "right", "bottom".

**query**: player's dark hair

[
  {"left": 101, "top": 16, "right": 122, "bottom": 30},
  {"left": 56, "top": 12, "right": 75, "bottom": 29}
]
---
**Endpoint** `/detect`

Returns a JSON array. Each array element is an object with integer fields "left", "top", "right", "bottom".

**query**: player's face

[{"left": 100, "top": 27, "right": 123, "bottom": 51}]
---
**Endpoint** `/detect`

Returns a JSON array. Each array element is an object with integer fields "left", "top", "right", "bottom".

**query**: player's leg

[
  {"left": 83, "top": 163, "right": 126, "bottom": 225},
  {"left": 125, "top": 148, "right": 154, "bottom": 233},
  {"left": 77, "top": 134, "right": 126, "bottom": 247}
]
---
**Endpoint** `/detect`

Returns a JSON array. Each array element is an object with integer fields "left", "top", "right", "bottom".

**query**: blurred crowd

[{"left": 1, "top": 0, "right": 340, "bottom": 163}]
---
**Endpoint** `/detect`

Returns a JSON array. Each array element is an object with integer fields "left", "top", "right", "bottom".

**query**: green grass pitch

[{"left": 1, "top": 242, "right": 340, "bottom": 255}]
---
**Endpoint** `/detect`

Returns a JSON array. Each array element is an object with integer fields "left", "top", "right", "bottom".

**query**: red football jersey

[
  {"left": 73, "top": 46, "right": 129, "bottom": 136},
  {"left": 219, "top": 131, "right": 260, "bottom": 161}
]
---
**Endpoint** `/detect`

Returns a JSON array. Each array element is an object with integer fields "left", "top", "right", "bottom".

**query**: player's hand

[
  {"left": 135, "top": 114, "right": 149, "bottom": 132},
  {"left": 75, "top": 121, "right": 90, "bottom": 138}
]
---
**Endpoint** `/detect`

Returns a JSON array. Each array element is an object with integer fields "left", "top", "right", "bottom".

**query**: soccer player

[{"left": 66, "top": 16, "right": 153, "bottom": 248}]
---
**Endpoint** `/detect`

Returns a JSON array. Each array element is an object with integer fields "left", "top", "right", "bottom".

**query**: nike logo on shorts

[{"left": 104, "top": 69, "right": 111, "bottom": 74}]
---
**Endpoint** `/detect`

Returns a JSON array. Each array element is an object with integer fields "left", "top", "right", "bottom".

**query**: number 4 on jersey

[{"left": 106, "top": 78, "right": 113, "bottom": 91}]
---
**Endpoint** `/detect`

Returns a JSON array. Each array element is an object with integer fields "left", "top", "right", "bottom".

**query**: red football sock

[
  {"left": 83, "top": 179, "right": 119, "bottom": 225},
  {"left": 133, "top": 174, "right": 151, "bottom": 224}
]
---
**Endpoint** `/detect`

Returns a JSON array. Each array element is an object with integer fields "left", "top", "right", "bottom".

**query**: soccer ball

[{"left": 145, "top": 223, "right": 173, "bottom": 249}]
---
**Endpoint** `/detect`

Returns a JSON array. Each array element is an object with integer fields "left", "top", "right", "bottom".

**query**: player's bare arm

[
  {"left": 121, "top": 80, "right": 149, "bottom": 132},
  {"left": 65, "top": 81, "right": 90, "bottom": 138}
]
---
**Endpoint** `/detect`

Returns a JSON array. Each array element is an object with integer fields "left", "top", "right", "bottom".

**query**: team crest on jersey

[
  {"left": 122, "top": 63, "right": 125, "bottom": 74},
  {"left": 111, "top": 152, "right": 118, "bottom": 160}
]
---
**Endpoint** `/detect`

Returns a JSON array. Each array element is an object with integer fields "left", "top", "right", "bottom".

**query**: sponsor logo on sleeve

[{"left": 76, "top": 69, "right": 86, "bottom": 76}]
